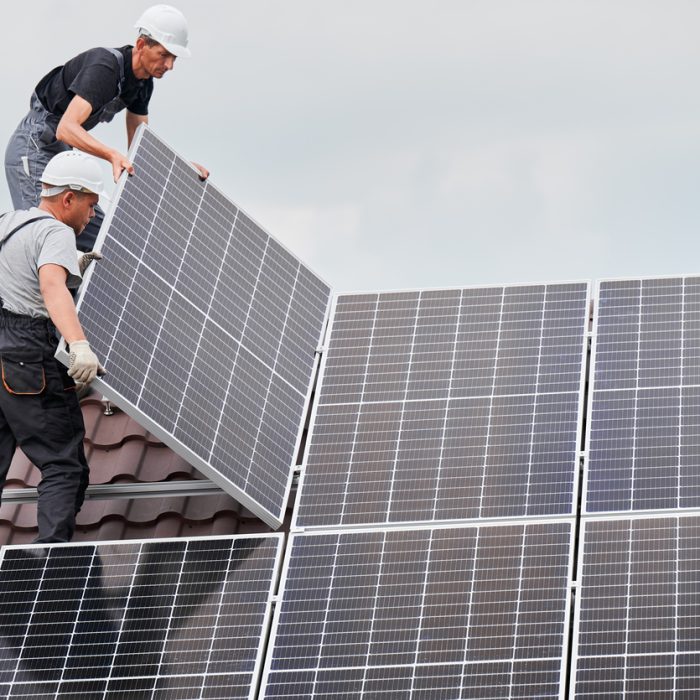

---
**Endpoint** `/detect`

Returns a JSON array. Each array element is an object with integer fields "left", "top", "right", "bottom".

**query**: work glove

[
  {"left": 67, "top": 340, "right": 105, "bottom": 385},
  {"left": 77, "top": 250, "right": 103, "bottom": 276}
]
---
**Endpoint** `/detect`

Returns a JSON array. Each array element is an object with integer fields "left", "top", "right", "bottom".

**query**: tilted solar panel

[
  {"left": 0, "top": 535, "right": 282, "bottom": 700},
  {"left": 573, "top": 515, "right": 700, "bottom": 698},
  {"left": 261, "top": 521, "right": 574, "bottom": 699},
  {"left": 57, "top": 126, "right": 331, "bottom": 528},
  {"left": 295, "top": 283, "right": 589, "bottom": 529},
  {"left": 585, "top": 276, "right": 700, "bottom": 513}
]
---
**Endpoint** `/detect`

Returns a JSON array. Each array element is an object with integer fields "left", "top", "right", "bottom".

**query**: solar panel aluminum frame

[
  {"left": 0, "top": 533, "right": 285, "bottom": 700},
  {"left": 571, "top": 512, "right": 700, "bottom": 699},
  {"left": 581, "top": 277, "right": 605, "bottom": 516},
  {"left": 55, "top": 124, "right": 331, "bottom": 529},
  {"left": 292, "top": 281, "right": 591, "bottom": 531},
  {"left": 259, "top": 518, "right": 576, "bottom": 700},
  {"left": 582, "top": 274, "right": 699, "bottom": 516}
]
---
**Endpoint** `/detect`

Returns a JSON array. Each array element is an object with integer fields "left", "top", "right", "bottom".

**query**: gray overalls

[{"left": 4, "top": 48, "right": 126, "bottom": 252}]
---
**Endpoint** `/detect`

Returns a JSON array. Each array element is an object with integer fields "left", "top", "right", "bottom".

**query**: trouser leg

[
  {"left": 33, "top": 377, "right": 88, "bottom": 543},
  {"left": 0, "top": 348, "right": 89, "bottom": 543},
  {"left": 0, "top": 406, "right": 17, "bottom": 501},
  {"left": 5, "top": 105, "right": 103, "bottom": 252},
  {"left": 4, "top": 118, "right": 52, "bottom": 211},
  {"left": 57, "top": 360, "right": 90, "bottom": 514}
]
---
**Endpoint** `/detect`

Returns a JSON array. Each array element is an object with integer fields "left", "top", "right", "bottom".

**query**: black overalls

[{"left": 0, "top": 218, "right": 89, "bottom": 542}]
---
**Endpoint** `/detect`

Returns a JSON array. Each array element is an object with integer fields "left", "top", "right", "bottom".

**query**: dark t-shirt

[{"left": 35, "top": 46, "right": 153, "bottom": 123}]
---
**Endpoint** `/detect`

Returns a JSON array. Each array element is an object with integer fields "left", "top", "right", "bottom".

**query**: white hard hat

[
  {"left": 40, "top": 151, "right": 105, "bottom": 198},
  {"left": 135, "top": 4, "right": 190, "bottom": 58}
]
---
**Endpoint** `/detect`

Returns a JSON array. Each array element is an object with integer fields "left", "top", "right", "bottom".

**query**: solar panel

[
  {"left": 0, "top": 534, "right": 282, "bottom": 700},
  {"left": 294, "top": 283, "right": 589, "bottom": 529},
  {"left": 585, "top": 276, "right": 700, "bottom": 513},
  {"left": 573, "top": 514, "right": 700, "bottom": 698},
  {"left": 57, "top": 126, "right": 331, "bottom": 528},
  {"left": 260, "top": 521, "right": 574, "bottom": 699}
]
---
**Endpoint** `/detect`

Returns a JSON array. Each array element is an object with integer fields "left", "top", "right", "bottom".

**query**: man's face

[
  {"left": 138, "top": 38, "right": 177, "bottom": 79},
  {"left": 69, "top": 192, "right": 99, "bottom": 236}
]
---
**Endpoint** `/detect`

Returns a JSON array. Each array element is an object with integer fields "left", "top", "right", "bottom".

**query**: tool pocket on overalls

[{"left": 1, "top": 353, "right": 46, "bottom": 395}]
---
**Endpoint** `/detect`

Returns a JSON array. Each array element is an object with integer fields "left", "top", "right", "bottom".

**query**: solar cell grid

[
  {"left": 63, "top": 126, "right": 331, "bottom": 527},
  {"left": 261, "top": 521, "right": 573, "bottom": 699},
  {"left": 0, "top": 535, "right": 282, "bottom": 700},
  {"left": 574, "top": 515, "right": 700, "bottom": 698},
  {"left": 586, "top": 275, "right": 700, "bottom": 513},
  {"left": 296, "top": 282, "right": 589, "bottom": 528}
]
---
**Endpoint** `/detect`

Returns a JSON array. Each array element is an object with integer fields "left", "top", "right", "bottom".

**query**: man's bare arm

[
  {"left": 39, "top": 263, "right": 86, "bottom": 343},
  {"left": 55, "top": 95, "right": 134, "bottom": 182}
]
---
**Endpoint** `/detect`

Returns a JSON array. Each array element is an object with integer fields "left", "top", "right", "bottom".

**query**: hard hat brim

[
  {"left": 163, "top": 42, "right": 191, "bottom": 58},
  {"left": 40, "top": 184, "right": 105, "bottom": 199}
]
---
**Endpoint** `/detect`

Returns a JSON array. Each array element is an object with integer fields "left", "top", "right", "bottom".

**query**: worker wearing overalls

[
  {"left": 0, "top": 151, "right": 104, "bottom": 542},
  {"left": 3, "top": 5, "right": 207, "bottom": 253}
]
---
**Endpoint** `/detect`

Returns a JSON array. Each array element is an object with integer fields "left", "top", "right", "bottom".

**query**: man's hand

[
  {"left": 191, "top": 161, "right": 209, "bottom": 181},
  {"left": 77, "top": 250, "right": 103, "bottom": 276},
  {"left": 109, "top": 151, "right": 134, "bottom": 182},
  {"left": 67, "top": 340, "right": 105, "bottom": 385}
]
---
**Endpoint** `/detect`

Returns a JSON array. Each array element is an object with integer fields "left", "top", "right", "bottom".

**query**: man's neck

[
  {"left": 38, "top": 201, "right": 59, "bottom": 220},
  {"left": 132, "top": 49, "right": 149, "bottom": 80}
]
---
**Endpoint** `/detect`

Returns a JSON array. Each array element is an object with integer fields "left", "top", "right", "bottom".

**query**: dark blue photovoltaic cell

[
  {"left": 262, "top": 522, "right": 572, "bottom": 699},
  {"left": 575, "top": 516, "right": 700, "bottom": 698},
  {"left": 586, "top": 276, "right": 700, "bottom": 513},
  {"left": 0, "top": 536, "right": 281, "bottom": 700},
  {"left": 296, "top": 283, "right": 588, "bottom": 528},
  {"left": 74, "top": 127, "right": 331, "bottom": 527}
]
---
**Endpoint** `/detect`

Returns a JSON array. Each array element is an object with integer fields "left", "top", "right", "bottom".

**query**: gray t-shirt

[{"left": 0, "top": 208, "right": 81, "bottom": 318}]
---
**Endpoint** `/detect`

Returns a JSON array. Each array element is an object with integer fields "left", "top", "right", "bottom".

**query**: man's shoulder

[
  {"left": 66, "top": 47, "right": 122, "bottom": 73},
  {"left": 0, "top": 209, "right": 68, "bottom": 238},
  {"left": 74, "top": 46, "right": 117, "bottom": 59},
  {"left": 1, "top": 208, "right": 53, "bottom": 227}
]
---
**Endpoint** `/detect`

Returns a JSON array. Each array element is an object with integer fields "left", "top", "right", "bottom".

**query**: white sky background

[{"left": 1, "top": 1, "right": 699, "bottom": 293}]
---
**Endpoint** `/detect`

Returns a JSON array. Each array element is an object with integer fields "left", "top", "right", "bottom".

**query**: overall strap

[
  {"left": 0, "top": 215, "right": 54, "bottom": 310},
  {"left": 106, "top": 48, "right": 126, "bottom": 96},
  {"left": 0, "top": 216, "right": 53, "bottom": 253}
]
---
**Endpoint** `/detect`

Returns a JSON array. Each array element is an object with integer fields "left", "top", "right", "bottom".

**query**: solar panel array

[
  {"left": 38, "top": 123, "right": 698, "bottom": 699},
  {"left": 585, "top": 276, "right": 700, "bottom": 513},
  {"left": 261, "top": 522, "right": 574, "bottom": 699},
  {"left": 0, "top": 535, "right": 282, "bottom": 699},
  {"left": 61, "top": 126, "right": 331, "bottom": 528},
  {"left": 295, "top": 283, "right": 589, "bottom": 528}
]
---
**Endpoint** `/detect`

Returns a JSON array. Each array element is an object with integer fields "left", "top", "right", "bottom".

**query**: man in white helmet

[
  {"left": 4, "top": 4, "right": 208, "bottom": 253},
  {"left": 0, "top": 150, "right": 105, "bottom": 543}
]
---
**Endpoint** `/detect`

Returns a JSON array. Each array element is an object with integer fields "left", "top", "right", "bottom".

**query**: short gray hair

[{"left": 138, "top": 32, "right": 160, "bottom": 48}]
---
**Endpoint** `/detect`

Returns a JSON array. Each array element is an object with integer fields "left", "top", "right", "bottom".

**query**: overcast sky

[{"left": 2, "top": 1, "right": 699, "bottom": 293}]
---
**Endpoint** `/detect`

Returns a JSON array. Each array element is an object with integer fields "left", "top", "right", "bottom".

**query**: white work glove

[
  {"left": 77, "top": 250, "right": 103, "bottom": 276},
  {"left": 67, "top": 340, "right": 105, "bottom": 385}
]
